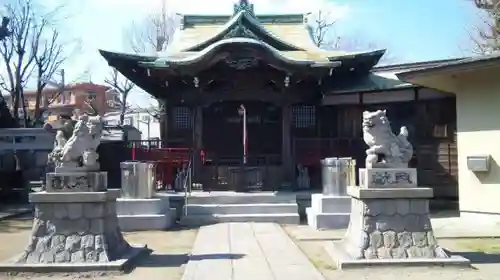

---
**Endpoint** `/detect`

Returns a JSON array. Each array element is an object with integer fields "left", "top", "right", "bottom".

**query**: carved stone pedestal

[
  {"left": 326, "top": 186, "right": 470, "bottom": 269},
  {"left": 0, "top": 172, "right": 147, "bottom": 273}
]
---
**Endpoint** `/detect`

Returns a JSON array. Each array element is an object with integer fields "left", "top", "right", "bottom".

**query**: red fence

[
  {"left": 293, "top": 138, "right": 366, "bottom": 167},
  {"left": 127, "top": 141, "right": 194, "bottom": 190}
]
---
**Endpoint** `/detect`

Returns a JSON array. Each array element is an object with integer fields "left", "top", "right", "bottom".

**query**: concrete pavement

[{"left": 181, "top": 223, "right": 324, "bottom": 280}]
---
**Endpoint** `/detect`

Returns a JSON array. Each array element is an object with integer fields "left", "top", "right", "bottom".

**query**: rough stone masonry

[
  {"left": 341, "top": 190, "right": 448, "bottom": 260},
  {"left": 1, "top": 171, "right": 145, "bottom": 272},
  {"left": 18, "top": 195, "right": 129, "bottom": 264}
]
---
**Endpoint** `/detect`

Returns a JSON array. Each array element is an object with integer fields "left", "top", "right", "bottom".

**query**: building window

[
  {"left": 87, "top": 92, "right": 97, "bottom": 101},
  {"left": 292, "top": 105, "right": 316, "bottom": 128},
  {"left": 173, "top": 106, "right": 192, "bottom": 129},
  {"left": 124, "top": 117, "right": 133, "bottom": 125}
]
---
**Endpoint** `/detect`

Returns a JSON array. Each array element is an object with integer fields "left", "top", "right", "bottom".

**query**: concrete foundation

[
  {"left": 0, "top": 171, "right": 147, "bottom": 273},
  {"left": 306, "top": 194, "right": 351, "bottom": 230},
  {"left": 180, "top": 192, "right": 300, "bottom": 225},
  {"left": 327, "top": 185, "right": 470, "bottom": 269},
  {"left": 116, "top": 197, "right": 175, "bottom": 231}
]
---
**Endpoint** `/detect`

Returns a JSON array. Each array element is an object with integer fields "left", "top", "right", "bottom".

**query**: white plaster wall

[
  {"left": 103, "top": 111, "right": 161, "bottom": 140},
  {"left": 455, "top": 77, "right": 500, "bottom": 219}
]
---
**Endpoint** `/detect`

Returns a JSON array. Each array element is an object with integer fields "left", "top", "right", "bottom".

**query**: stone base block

[
  {"left": 359, "top": 168, "right": 417, "bottom": 188},
  {"left": 45, "top": 172, "right": 108, "bottom": 192},
  {"left": 9, "top": 183, "right": 145, "bottom": 271},
  {"left": 325, "top": 242, "right": 470, "bottom": 270},
  {"left": 311, "top": 194, "right": 351, "bottom": 213},
  {"left": 306, "top": 207, "right": 350, "bottom": 230},
  {"left": 0, "top": 244, "right": 149, "bottom": 273},
  {"left": 116, "top": 198, "right": 174, "bottom": 231},
  {"left": 116, "top": 198, "right": 169, "bottom": 216},
  {"left": 333, "top": 186, "right": 470, "bottom": 267},
  {"left": 118, "top": 213, "right": 175, "bottom": 231}
]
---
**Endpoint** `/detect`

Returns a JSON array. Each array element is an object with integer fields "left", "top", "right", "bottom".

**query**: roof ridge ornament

[{"left": 234, "top": 0, "right": 255, "bottom": 17}]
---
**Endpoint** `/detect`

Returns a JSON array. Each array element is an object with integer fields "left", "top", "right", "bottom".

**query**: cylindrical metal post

[
  {"left": 120, "top": 161, "right": 156, "bottom": 199},
  {"left": 321, "top": 157, "right": 355, "bottom": 196}
]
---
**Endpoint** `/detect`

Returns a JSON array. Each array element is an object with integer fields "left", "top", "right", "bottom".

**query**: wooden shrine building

[{"left": 100, "top": 0, "right": 458, "bottom": 200}]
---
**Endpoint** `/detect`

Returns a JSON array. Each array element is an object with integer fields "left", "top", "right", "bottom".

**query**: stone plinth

[
  {"left": 359, "top": 168, "right": 417, "bottom": 188},
  {"left": 307, "top": 194, "right": 351, "bottom": 230},
  {"left": 116, "top": 197, "right": 175, "bottom": 231},
  {"left": 0, "top": 172, "right": 147, "bottom": 273},
  {"left": 327, "top": 186, "right": 470, "bottom": 269}
]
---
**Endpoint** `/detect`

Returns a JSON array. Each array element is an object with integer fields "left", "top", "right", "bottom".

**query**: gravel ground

[
  {"left": 0, "top": 215, "right": 198, "bottom": 280},
  {"left": 283, "top": 225, "right": 500, "bottom": 280}
]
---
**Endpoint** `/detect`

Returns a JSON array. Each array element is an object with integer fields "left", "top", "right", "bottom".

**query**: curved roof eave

[
  {"left": 138, "top": 38, "right": 341, "bottom": 69},
  {"left": 327, "top": 49, "right": 386, "bottom": 72},
  {"left": 99, "top": 49, "right": 158, "bottom": 66},
  {"left": 182, "top": 11, "right": 305, "bottom": 52}
]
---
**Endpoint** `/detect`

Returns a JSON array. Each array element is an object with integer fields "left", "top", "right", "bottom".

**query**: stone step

[
  {"left": 180, "top": 213, "right": 300, "bottom": 226},
  {"left": 185, "top": 193, "right": 296, "bottom": 205},
  {"left": 184, "top": 203, "right": 298, "bottom": 215},
  {"left": 116, "top": 198, "right": 169, "bottom": 216},
  {"left": 306, "top": 207, "right": 350, "bottom": 230},
  {"left": 311, "top": 194, "right": 351, "bottom": 213},
  {"left": 118, "top": 213, "right": 175, "bottom": 231}
]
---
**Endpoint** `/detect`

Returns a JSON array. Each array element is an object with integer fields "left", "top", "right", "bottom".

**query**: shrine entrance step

[{"left": 180, "top": 192, "right": 299, "bottom": 225}]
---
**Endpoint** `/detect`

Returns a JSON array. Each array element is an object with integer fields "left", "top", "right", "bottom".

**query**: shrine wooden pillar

[
  {"left": 158, "top": 98, "right": 168, "bottom": 147},
  {"left": 281, "top": 103, "right": 293, "bottom": 187},
  {"left": 192, "top": 104, "right": 203, "bottom": 184}
]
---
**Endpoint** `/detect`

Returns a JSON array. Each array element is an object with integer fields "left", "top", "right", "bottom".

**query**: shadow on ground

[
  {"left": 135, "top": 252, "right": 245, "bottom": 268},
  {"left": 448, "top": 250, "right": 500, "bottom": 264},
  {"left": 0, "top": 214, "right": 33, "bottom": 233}
]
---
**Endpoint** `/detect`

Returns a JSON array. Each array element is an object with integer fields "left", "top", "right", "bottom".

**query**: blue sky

[
  {"left": 329, "top": 0, "right": 482, "bottom": 62},
  {"left": 2, "top": 0, "right": 488, "bottom": 106}
]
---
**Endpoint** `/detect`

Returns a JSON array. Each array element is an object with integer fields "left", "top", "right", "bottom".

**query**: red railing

[
  {"left": 293, "top": 137, "right": 365, "bottom": 167},
  {"left": 125, "top": 141, "right": 207, "bottom": 190}
]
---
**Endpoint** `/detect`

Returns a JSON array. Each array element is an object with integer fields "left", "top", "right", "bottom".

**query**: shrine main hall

[{"left": 100, "top": 1, "right": 457, "bottom": 200}]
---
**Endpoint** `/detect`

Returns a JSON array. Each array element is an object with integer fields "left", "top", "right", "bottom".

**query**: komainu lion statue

[
  {"left": 46, "top": 115, "right": 103, "bottom": 171},
  {"left": 362, "top": 110, "right": 413, "bottom": 168}
]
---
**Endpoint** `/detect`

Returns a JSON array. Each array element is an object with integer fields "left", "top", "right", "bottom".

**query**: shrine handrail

[{"left": 183, "top": 158, "right": 192, "bottom": 217}]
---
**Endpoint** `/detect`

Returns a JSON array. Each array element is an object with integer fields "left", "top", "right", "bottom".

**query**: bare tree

[
  {"left": 0, "top": 0, "right": 38, "bottom": 123},
  {"left": 126, "top": 6, "right": 177, "bottom": 53},
  {"left": 121, "top": 3, "right": 177, "bottom": 142},
  {"left": 0, "top": 0, "right": 68, "bottom": 126},
  {"left": 306, "top": 9, "right": 395, "bottom": 64},
  {"left": 306, "top": 10, "right": 339, "bottom": 49},
  {"left": 470, "top": 0, "right": 500, "bottom": 54},
  {"left": 104, "top": 68, "right": 134, "bottom": 125},
  {"left": 32, "top": 28, "right": 65, "bottom": 123}
]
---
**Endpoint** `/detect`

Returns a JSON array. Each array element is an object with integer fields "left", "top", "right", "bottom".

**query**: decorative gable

[
  {"left": 223, "top": 23, "right": 259, "bottom": 40},
  {"left": 233, "top": 0, "right": 255, "bottom": 16}
]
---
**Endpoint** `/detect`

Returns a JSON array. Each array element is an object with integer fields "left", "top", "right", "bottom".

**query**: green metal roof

[{"left": 183, "top": 10, "right": 305, "bottom": 52}]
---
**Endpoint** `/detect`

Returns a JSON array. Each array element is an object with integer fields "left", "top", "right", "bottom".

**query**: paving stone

[{"left": 181, "top": 223, "right": 324, "bottom": 280}]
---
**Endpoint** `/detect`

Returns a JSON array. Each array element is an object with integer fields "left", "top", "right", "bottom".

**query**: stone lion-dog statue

[{"left": 362, "top": 110, "right": 413, "bottom": 168}]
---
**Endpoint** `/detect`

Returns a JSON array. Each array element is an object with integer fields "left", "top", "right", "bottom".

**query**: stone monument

[
  {"left": 0, "top": 115, "right": 147, "bottom": 273},
  {"left": 326, "top": 109, "right": 469, "bottom": 269},
  {"left": 307, "top": 158, "right": 355, "bottom": 230}
]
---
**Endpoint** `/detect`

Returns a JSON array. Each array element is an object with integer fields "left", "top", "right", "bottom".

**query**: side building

[
  {"left": 103, "top": 108, "right": 161, "bottom": 141},
  {"left": 6, "top": 82, "right": 121, "bottom": 122}
]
